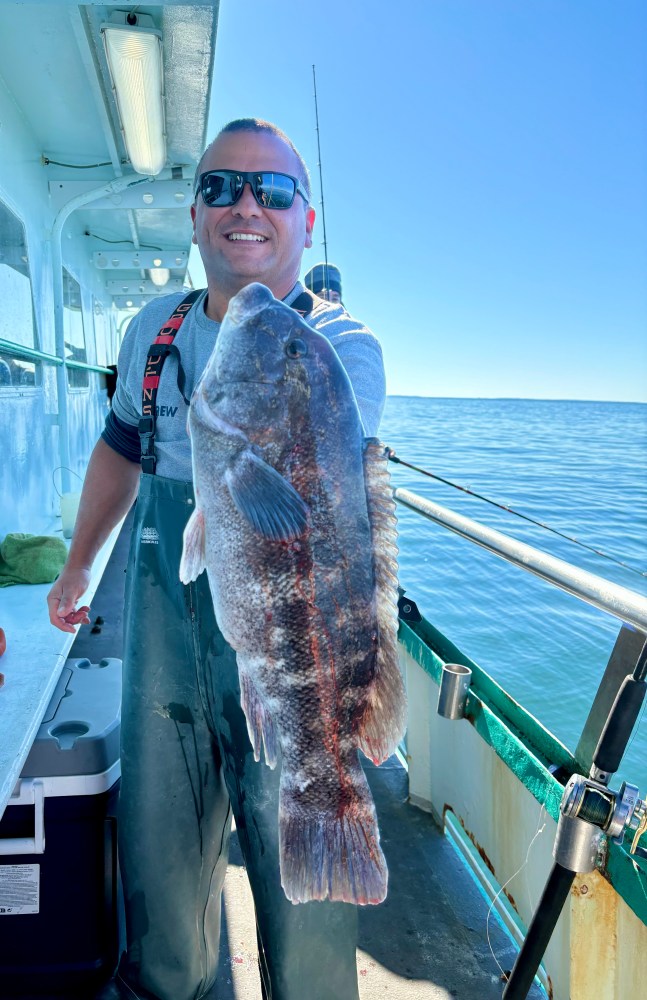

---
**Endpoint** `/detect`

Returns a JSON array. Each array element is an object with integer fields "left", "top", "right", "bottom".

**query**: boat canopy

[{"left": 0, "top": 2, "right": 219, "bottom": 308}]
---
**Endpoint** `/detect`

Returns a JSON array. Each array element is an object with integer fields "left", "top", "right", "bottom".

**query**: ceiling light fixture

[
  {"left": 149, "top": 267, "right": 170, "bottom": 287},
  {"left": 102, "top": 15, "right": 166, "bottom": 176}
]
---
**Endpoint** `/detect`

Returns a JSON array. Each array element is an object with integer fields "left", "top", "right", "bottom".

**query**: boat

[{"left": 0, "top": 4, "right": 645, "bottom": 998}]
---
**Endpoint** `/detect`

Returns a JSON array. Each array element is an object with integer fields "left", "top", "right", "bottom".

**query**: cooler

[{"left": 0, "top": 657, "right": 122, "bottom": 997}]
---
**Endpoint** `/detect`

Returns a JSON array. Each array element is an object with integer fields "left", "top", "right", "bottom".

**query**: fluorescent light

[
  {"left": 102, "top": 23, "right": 166, "bottom": 175},
  {"left": 149, "top": 268, "right": 170, "bottom": 287}
]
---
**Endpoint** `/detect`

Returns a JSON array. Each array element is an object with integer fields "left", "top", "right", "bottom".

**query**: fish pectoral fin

[
  {"left": 179, "top": 508, "right": 206, "bottom": 583},
  {"left": 225, "top": 450, "right": 309, "bottom": 542},
  {"left": 239, "top": 667, "right": 278, "bottom": 768}
]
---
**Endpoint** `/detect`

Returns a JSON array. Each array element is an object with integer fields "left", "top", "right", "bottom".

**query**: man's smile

[{"left": 225, "top": 232, "right": 268, "bottom": 242}]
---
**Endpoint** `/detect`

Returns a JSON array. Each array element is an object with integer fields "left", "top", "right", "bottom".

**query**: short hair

[{"left": 194, "top": 118, "right": 312, "bottom": 201}]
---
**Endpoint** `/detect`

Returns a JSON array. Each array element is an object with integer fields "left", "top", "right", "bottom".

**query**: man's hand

[
  {"left": 47, "top": 567, "right": 92, "bottom": 633},
  {"left": 43, "top": 438, "right": 141, "bottom": 634}
]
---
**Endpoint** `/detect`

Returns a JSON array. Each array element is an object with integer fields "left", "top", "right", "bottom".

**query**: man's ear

[
  {"left": 304, "top": 206, "right": 316, "bottom": 249},
  {"left": 190, "top": 203, "right": 198, "bottom": 245}
]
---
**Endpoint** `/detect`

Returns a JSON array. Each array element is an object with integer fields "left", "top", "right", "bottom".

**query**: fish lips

[{"left": 226, "top": 281, "right": 275, "bottom": 324}]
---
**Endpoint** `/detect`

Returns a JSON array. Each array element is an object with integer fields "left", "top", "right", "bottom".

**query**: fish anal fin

[
  {"left": 179, "top": 508, "right": 206, "bottom": 583},
  {"left": 239, "top": 668, "right": 278, "bottom": 769},
  {"left": 226, "top": 450, "right": 309, "bottom": 542},
  {"left": 358, "top": 439, "right": 407, "bottom": 763}
]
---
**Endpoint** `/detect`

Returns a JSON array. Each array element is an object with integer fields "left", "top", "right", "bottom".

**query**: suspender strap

[
  {"left": 139, "top": 289, "right": 202, "bottom": 474},
  {"left": 139, "top": 287, "right": 318, "bottom": 474}
]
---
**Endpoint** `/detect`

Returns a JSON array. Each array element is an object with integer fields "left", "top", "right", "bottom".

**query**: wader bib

[{"left": 117, "top": 295, "right": 359, "bottom": 1000}]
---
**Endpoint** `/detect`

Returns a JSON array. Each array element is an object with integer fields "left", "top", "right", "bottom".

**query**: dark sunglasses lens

[
  {"left": 201, "top": 172, "right": 241, "bottom": 206},
  {"left": 254, "top": 173, "right": 296, "bottom": 208}
]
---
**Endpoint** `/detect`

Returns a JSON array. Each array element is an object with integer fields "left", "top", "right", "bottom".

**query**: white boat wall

[
  {"left": 1, "top": 5, "right": 646, "bottom": 1000},
  {"left": 0, "top": 1, "right": 218, "bottom": 535}
]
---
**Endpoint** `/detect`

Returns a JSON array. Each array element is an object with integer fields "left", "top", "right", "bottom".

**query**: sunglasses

[{"left": 195, "top": 170, "right": 309, "bottom": 210}]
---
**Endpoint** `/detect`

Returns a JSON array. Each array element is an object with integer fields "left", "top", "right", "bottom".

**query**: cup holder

[{"left": 50, "top": 722, "right": 90, "bottom": 750}]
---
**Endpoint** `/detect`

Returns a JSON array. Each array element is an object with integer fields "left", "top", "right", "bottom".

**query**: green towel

[{"left": 0, "top": 533, "right": 68, "bottom": 587}]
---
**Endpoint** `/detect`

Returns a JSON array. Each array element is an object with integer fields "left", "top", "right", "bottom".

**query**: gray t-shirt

[{"left": 111, "top": 284, "right": 386, "bottom": 481}]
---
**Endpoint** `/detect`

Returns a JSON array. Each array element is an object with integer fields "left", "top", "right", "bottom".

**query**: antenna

[{"left": 312, "top": 64, "right": 329, "bottom": 288}]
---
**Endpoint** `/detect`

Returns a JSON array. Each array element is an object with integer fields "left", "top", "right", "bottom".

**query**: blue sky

[{"left": 189, "top": 0, "right": 647, "bottom": 402}]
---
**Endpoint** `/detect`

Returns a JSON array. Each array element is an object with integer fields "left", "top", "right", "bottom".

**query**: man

[
  {"left": 304, "top": 261, "right": 343, "bottom": 303},
  {"left": 47, "top": 119, "right": 386, "bottom": 1000}
]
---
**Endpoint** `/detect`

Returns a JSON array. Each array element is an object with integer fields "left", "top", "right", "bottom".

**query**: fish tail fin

[
  {"left": 239, "top": 668, "right": 278, "bottom": 769},
  {"left": 179, "top": 508, "right": 206, "bottom": 583},
  {"left": 279, "top": 772, "right": 387, "bottom": 905},
  {"left": 359, "top": 438, "right": 407, "bottom": 763}
]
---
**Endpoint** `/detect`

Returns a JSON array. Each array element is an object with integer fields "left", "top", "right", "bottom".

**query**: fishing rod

[
  {"left": 312, "top": 64, "right": 330, "bottom": 290},
  {"left": 502, "top": 626, "right": 647, "bottom": 999},
  {"left": 387, "top": 450, "right": 647, "bottom": 579}
]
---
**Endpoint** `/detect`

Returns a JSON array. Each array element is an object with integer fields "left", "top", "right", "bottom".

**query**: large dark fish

[{"left": 180, "top": 282, "right": 406, "bottom": 905}]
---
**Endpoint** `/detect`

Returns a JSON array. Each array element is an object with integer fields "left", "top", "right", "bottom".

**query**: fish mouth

[{"left": 226, "top": 282, "right": 274, "bottom": 324}]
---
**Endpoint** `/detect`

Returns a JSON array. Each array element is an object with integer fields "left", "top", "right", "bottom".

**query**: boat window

[
  {"left": 0, "top": 351, "right": 37, "bottom": 387},
  {"left": 0, "top": 201, "right": 40, "bottom": 387},
  {"left": 93, "top": 298, "right": 117, "bottom": 367},
  {"left": 63, "top": 270, "right": 89, "bottom": 389}
]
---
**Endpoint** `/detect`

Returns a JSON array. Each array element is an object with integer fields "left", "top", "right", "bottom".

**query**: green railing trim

[
  {"left": 0, "top": 340, "right": 62, "bottom": 366},
  {"left": 0, "top": 340, "right": 112, "bottom": 374},
  {"left": 605, "top": 838, "right": 647, "bottom": 926},
  {"left": 398, "top": 616, "right": 647, "bottom": 926},
  {"left": 65, "top": 359, "right": 112, "bottom": 374},
  {"left": 399, "top": 619, "right": 563, "bottom": 822},
  {"left": 400, "top": 615, "right": 577, "bottom": 771}
]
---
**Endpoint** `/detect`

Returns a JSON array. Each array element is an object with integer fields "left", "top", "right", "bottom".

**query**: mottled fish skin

[{"left": 180, "top": 282, "right": 406, "bottom": 905}]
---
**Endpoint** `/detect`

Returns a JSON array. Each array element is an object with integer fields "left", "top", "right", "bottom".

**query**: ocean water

[{"left": 380, "top": 397, "right": 647, "bottom": 789}]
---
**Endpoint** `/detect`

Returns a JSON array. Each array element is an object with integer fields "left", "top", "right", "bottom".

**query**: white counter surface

[{"left": 0, "top": 521, "right": 122, "bottom": 819}]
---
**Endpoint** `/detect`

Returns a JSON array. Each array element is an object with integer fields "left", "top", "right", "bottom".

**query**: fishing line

[
  {"left": 621, "top": 697, "right": 647, "bottom": 761},
  {"left": 312, "top": 65, "right": 329, "bottom": 281},
  {"left": 51, "top": 466, "right": 83, "bottom": 498},
  {"left": 486, "top": 800, "right": 547, "bottom": 982},
  {"left": 387, "top": 451, "right": 647, "bottom": 579}
]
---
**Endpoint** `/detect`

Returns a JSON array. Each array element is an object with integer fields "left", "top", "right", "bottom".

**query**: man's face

[{"left": 191, "top": 130, "right": 315, "bottom": 301}]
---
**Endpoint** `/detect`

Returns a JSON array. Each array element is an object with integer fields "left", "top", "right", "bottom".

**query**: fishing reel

[{"left": 554, "top": 774, "right": 647, "bottom": 872}]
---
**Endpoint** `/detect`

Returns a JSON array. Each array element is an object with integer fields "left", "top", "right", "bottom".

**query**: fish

[{"left": 179, "top": 282, "right": 406, "bottom": 905}]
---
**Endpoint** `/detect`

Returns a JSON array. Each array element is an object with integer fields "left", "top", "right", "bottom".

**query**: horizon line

[{"left": 386, "top": 395, "right": 647, "bottom": 405}]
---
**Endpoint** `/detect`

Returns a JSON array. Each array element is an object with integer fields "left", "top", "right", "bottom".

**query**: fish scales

[{"left": 180, "top": 283, "right": 406, "bottom": 905}]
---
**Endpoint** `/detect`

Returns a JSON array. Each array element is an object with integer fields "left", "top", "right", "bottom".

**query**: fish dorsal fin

[
  {"left": 358, "top": 438, "right": 407, "bottom": 763},
  {"left": 226, "top": 449, "right": 309, "bottom": 542}
]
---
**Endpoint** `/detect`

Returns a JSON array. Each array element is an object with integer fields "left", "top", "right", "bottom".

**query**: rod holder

[{"left": 437, "top": 662, "right": 472, "bottom": 720}]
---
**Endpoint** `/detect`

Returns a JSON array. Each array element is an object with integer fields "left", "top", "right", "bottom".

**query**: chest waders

[{"left": 116, "top": 293, "right": 359, "bottom": 1000}]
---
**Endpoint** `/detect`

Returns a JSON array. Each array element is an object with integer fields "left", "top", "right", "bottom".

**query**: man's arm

[
  {"left": 308, "top": 301, "right": 386, "bottom": 436},
  {"left": 47, "top": 439, "right": 140, "bottom": 633}
]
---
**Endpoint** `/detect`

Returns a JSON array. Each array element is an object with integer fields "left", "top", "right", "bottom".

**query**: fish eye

[{"left": 285, "top": 338, "right": 307, "bottom": 358}]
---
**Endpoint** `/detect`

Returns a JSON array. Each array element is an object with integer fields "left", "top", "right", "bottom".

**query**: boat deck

[
  {"left": 67, "top": 518, "right": 544, "bottom": 1000},
  {"left": 204, "top": 761, "right": 544, "bottom": 1000}
]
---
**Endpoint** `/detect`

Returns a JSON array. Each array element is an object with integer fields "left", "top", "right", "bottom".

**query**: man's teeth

[{"left": 228, "top": 233, "right": 266, "bottom": 241}]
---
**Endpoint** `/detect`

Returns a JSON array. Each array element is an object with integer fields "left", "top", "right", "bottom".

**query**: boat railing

[
  {"left": 0, "top": 337, "right": 113, "bottom": 376},
  {"left": 393, "top": 484, "right": 647, "bottom": 996},
  {"left": 393, "top": 487, "right": 647, "bottom": 632}
]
